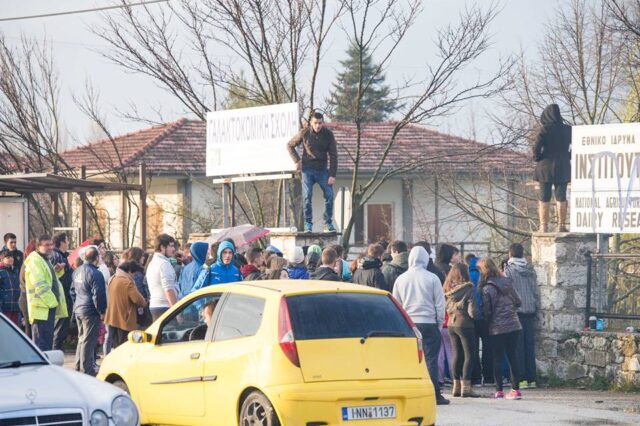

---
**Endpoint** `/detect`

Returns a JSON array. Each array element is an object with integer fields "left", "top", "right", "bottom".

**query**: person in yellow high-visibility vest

[{"left": 24, "top": 234, "right": 68, "bottom": 351}]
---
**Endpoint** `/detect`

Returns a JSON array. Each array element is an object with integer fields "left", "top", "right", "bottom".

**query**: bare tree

[
  {"left": 337, "top": 1, "right": 513, "bottom": 249},
  {"left": 433, "top": 0, "right": 631, "bottom": 248}
]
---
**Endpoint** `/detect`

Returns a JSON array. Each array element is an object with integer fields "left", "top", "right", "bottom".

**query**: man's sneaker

[
  {"left": 505, "top": 389, "right": 522, "bottom": 400},
  {"left": 303, "top": 223, "right": 313, "bottom": 233},
  {"left": 435, "top": 394, "right": 450, "bottom": 405},
  {"left": 519, "top": 380, "right": 529, "bottom": 389},
  {"left": 494, "top": 391, "right": 505, "bottom": 399},
  {"left": 323, "top": 223, "right": 336, "bottom": 232},
  {"left": 528, "top": 381, "right": 537, "bottom": 389}
]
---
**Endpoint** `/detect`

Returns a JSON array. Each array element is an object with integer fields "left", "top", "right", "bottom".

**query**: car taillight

[
  {"left": 388, "top": 294, "right": 424, "bottom": 364},
  {"left": 278, "top": 296, "right": 300, "bottom": 367}
]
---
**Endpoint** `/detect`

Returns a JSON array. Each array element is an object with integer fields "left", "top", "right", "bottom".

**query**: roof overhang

[{"left": 0, "top": 173, "right": 143, "bottom": 194}]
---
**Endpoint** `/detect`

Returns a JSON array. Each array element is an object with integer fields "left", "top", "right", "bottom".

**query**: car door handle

[{"left": 190, "top": 353, "right": 200, "bottom": 360}]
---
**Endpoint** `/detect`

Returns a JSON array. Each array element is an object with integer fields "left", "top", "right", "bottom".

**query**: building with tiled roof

[{"left": 60, "top": 119, "right": 532, "bottom": 250}]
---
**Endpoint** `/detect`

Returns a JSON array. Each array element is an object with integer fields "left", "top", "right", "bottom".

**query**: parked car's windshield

[{"left": 0, "top": 316, "right": 46, "bottom": 367}]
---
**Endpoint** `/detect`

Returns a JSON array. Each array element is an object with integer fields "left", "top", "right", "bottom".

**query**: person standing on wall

[
  {"left": 287, "top": 111, "right": 338, "bottom": 233},
  {"left": 533, "top": 103, "right": 572, "bottom": 232}
]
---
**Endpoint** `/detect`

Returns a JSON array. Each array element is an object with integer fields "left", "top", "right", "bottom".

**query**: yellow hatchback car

[{"left": 98, "top": 280, "right": 436, "bottom": 426}]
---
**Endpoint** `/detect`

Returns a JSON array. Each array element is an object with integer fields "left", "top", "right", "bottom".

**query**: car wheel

[
  {"left": 112, "top": 379, "right": 130, "bottom": 394},
  {"left": 239, "top": 391, "right": 280, "bottom": 426}
]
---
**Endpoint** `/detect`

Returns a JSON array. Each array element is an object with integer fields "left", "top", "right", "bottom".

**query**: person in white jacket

[{"left": 393, "top": 245, "right": 449, "bottom": 405}]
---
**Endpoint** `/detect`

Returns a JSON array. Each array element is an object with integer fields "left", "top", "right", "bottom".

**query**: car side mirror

[
  {"left": 128, "top": 330, "right": 152, "bottom": 344},
  {"left": 43, "top": 350, "right": 65, "bottom": 366}
]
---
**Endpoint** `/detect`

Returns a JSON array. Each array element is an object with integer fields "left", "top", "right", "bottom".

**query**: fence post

[{"left": 585, "top": 251, "right": 593, "bottom": 329}]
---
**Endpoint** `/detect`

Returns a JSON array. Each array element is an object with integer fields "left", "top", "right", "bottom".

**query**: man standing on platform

[{"left": 287, "top": 111, "right": 338, "bottom": 232}]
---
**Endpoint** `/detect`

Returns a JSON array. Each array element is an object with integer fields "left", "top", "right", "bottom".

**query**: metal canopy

[{"left": 0, "top": 173, "right": 143, "bottom": 194}]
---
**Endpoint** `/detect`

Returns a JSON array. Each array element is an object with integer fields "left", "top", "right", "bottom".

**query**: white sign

[
  {"left": 206, "top": 103, "right": 299, "bottom": 177},
  {"left": 571, "top": 123, "right": 640, "bottom": 233}
]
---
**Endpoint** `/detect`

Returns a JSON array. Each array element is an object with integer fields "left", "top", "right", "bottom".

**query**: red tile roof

[{"left": 61, "top": 119, "right": 530, "bottom": 176}]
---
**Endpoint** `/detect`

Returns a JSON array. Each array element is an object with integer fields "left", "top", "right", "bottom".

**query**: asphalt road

[
  {"left": 65, "top": 353, "right": 640, "bottom": 425},
  {"left": 436, "top": 386, "right": 640, "bottom": 425}
]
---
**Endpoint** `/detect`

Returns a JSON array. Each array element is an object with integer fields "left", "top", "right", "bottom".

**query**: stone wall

[
  {"left": 531, "top": 233, "right": 597, "bottom": 370},
  {"left": 553, "top": 332, "right": 640, "bottom": 386},
  {"left": 531, "top": 233, "right": 640, "bottom": 387}
]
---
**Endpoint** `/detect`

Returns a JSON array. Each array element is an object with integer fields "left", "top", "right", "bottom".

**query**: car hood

[{"left": 0, "top": 364, "right": 123, "bottom": 412}]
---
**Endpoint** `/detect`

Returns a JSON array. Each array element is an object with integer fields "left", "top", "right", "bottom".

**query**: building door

[{"left": 367, "top": 204, "right": 393, "bottom": 243}]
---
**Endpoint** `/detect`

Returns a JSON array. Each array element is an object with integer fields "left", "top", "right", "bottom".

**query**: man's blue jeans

[{"left": 302, "top": 168, "right": 334, "bottom": 225}]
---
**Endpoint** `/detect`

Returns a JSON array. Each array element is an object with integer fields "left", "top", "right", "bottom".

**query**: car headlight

[
  {"left": 111, "top": 395, "right": 139, "bottom": 426},
  {"left": 90, "top": 410, "right": 109, "bottom": 426}
]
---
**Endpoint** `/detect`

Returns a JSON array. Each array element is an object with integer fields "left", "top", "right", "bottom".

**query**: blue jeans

[
  {"left": 416, "top": 323, "right": 442, "bottom": 395},
  {"left": 302, "top": 168, "right": 334, "bottom": 225},
  {"left": 32, "top": 308, "right": 56, "bottom": 352},
  {"left": 516, "top": 313, "right": 537, "bottom": 382}
]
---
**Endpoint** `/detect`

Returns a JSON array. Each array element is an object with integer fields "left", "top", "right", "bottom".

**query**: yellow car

[{"left": 98, "top": 280, "right": 436, "bottom": 425}]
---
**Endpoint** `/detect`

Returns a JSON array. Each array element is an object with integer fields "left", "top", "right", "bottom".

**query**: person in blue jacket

[
  {"left": 466, "top": 253, "right": 493, "bottom": 385},
  {"left": 178, "top": 241, "right": 209, "bottom": 297},
  {"left": 193, "top": 241, "right": 242, "bottom": 291}
]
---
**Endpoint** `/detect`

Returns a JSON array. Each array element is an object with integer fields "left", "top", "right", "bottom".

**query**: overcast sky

[{"left": 1, "top": 0, "right": 551, "bottom": 147}]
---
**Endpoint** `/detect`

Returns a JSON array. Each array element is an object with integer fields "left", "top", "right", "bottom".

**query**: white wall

[{"left": 411, "top": 175, "right": 511, "bottom": 250}]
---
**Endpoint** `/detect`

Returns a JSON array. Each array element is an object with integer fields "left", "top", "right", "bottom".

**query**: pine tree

[{"left": 328, "top": 44, "right": 396, "bottom": 122}]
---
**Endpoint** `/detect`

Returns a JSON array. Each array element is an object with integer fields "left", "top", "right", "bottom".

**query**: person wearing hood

[
  {"left": 413, "top": 241, "right": 446, "bottom": 283},
  {"left": 305, "top": 246, "right": 322, "bottom": 274},
  {"left": 478, "top": 257, "right": 523, "bottom": 400},
  {"left": 382, "top": 240, "right": 409, "bottom": 293},
  {"left": 310, "top": 248, "right": 341, "bottom": 281},
  {"left": 444, "top": 263, "right": 481, "bottom": 398},
  {"left": 241, "top": 247, "right": 265, "bottom": 281},
  {"left": 193, "top": 241, "right": 243, "bottom": 290},
  {"left": 533, "top": 104, "right": 572, "bottom": 232},
  {"left": 287, "top": 247, "right": 310, "bottom": 280},
  {"left": 331, "top": 244, "right": 352, "bottom": 282},
  {"left": 352, "top": 243, "right": 388, "bottom": 291},
  {"left": 392, "top": 246, "right": 449, "bottom": 406},
  {"left": 178, "top": 241, "right": 209, "bottom": 297},
  {"left": 504, "top": 243, "right": 539, "bottom": 389}
]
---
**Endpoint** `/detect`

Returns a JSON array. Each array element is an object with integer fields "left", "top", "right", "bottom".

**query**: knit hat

[
  {"left": 292, "top": 246, "right": 305, "bottom": 264},
  {"left": 307, "top": 244, "right": 322, "bottom": 255}
]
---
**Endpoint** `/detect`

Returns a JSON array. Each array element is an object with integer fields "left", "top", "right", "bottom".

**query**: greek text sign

[
  {"left": 571, "top": 123, "right": 640, "bottom": 233},
  {"left": 206, "top": 103, "right": 299, "bottom": 177}
]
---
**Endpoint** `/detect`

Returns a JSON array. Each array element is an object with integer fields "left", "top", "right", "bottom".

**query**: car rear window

[{"left": 286, "top": 293, "right": 413, "bottom": 340}]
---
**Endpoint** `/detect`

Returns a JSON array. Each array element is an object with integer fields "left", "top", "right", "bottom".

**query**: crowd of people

[{"left": 0, "top": 231, "right": 540, "bottom": 405}]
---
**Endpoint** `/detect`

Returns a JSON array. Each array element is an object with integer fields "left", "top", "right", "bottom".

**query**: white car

[{"left": 0, "top": 313, "right": 139, "bottom": 426}]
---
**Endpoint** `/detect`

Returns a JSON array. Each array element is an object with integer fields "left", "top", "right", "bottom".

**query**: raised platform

[{"left": 268, "top": 231, "right": 342, "bottom": 259}]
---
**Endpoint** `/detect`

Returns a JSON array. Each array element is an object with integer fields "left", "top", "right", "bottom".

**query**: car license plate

[{"left": 342, "top": 404, "right": 396, "bottom": 421}]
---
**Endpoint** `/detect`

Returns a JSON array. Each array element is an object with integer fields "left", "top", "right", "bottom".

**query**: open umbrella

[
  {"left": 207, "top": 224, "right": 270, "bottom": 248},
  {"left": 68, "top": 236, "right": 100, "bottom": 266}
]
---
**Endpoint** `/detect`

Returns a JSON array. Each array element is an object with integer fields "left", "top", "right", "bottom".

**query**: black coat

[
  {"left": 352, "top": 257, "right": 389, "bottom": 291},
  {"left": 533, "top": 104, "right": 572, "bottom": 183},
  {"left": 310, "top": 266, "right": 341, "bottom": 282}
]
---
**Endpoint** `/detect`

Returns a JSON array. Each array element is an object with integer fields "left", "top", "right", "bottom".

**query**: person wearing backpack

[{"left": 478, "top": 257, "right": 523, "bottom": 400}]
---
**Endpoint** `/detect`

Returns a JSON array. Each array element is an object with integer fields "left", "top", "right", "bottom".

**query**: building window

[{"left": 366, "top": 203, "right": 393, "bottom": 243}]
